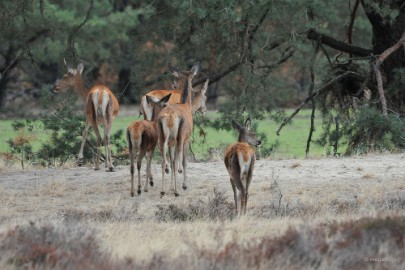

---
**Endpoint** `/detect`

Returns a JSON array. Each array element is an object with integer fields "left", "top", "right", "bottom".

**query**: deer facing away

[
  {"left": 126, "top": 94, "right": 171, "bottom": 196},
  {"left": 224, "top": 118, "right": 261, "bottom": 217},
  {"left": 140, "top": 64, "right": 208, "bottom": 121},
  {"left": 157, "top": 63, "right": 199, "bottom": 197},
  {"left": 52, "top": 61, "right": 119, "bottom": 171}
]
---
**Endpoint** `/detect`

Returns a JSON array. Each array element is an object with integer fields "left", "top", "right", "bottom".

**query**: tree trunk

[{"left": 362, "top": 0, "right": 405, "bottom": 112}]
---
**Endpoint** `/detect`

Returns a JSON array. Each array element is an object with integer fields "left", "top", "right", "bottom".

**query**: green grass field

[{"left": 0, "top": 110, "right": 333, "bottom": 159}]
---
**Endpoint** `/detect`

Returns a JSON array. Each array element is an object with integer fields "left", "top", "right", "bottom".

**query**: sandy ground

[{"left": 1, "top": 153, "right": 405, "bottom": 262}]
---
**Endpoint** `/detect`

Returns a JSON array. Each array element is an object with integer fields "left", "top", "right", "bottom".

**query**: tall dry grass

[{"left": 0, "top": 154, "right": 404, "bottom": 269}]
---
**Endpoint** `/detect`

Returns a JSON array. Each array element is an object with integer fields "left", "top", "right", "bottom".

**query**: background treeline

[{"left": 1, "top": 0, "right": 405, "bottom": 161}]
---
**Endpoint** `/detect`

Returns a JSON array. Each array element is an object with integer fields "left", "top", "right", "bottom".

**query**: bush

[
  {"left": 155, "top": 189, "right": 234, "bottom": 222},
  {"left": 0, "top": 222, "right": 121, "bottom": 269},
  {"left": 7, "top": 86, "right": 127, "bottom": 167}
]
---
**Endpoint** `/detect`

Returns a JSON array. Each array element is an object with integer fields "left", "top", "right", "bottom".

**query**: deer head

[
  {"left": 232, "top": 118, "right": 261, "bottom": 146},
  {"left": 52, "top": 60, "right": 84, "bottom": 93},
  {"left": 192, "top": 79, "right": 209, "bottom": 114},
  {"left": 145, "top": 93, "right": 172, "bottom": 121}
]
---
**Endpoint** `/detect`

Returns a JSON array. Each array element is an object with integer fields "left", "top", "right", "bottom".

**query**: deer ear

[
  {"left": 202, "top": 79, "right": 209, "bottom": 94},
  {"left": 232, "top": 119, "right": 242, "bottom": 131},
  {"left": 168, "top": 63, "right": 180, "bottom": 78},
  {"left": 146, "top": 95, "right": 154, "bottom": 104},
  {"left": 244, "top": 118, "right": 252, "bottom": 129},
  {"left": 77, "top": 62, "right": 84, "bottom": 74},
  {"left": 191, "top": 63, "right": 200, "bottom": 76},
  {"left": 159, "top": 93, "right": 172, "bottom": 105}
]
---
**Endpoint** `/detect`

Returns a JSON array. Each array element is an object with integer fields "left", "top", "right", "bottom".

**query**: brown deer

[
  {"left": 140, "top": 64, "right": 208, "bottom": 120},
  {"left": 52, "top": 60, "right": 119, "bottom": 171},
  {"left": 126, "top": 94, "right": 172, "bottom": 196},
  {"left": 224, "top": 118, "right": 261, "bottom": 217},
  {"left": 157, "top": 63, "right": 199, "bottom": 196}
]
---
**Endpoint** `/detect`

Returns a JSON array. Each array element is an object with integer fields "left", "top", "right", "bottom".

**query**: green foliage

[
  {"left": 344, "top": 107, "right": 405, "bottom": 155},
  {"left": 6, "top": 120, "right": 35, "bottom": 169},
  {"left": 317, "top": 107, "right": 405, "bottom": 155},
  {"left": 6, "top": 86, "right": 127, "bottom": 167}
]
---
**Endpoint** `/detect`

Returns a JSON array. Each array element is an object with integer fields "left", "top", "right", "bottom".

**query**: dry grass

[{"left": 0, "top": 153, "right": 404, "bottom": 269}]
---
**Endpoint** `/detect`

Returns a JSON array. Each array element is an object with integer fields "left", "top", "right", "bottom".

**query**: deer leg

[
  {"left": 160, "top": 139, "right": 168, "bottom": 197},
  {"left": 78, "top": 120, "right": 91, "bottom": 167},
  {"left": 230, "top": 179, "right": 238, "bottom": 216},
  {"left": 129, "top": 147, "right": 135, "bottom": 197},
  {"left": 137, "top": 150, "right": 146, "bottom": 194},
  {"left": 145, "top": 150, "right": 154, "bottom": 189},
  {"left": 168, "top": 145, "right": 175, "bottom": 193},
  {"left": 104, "top": 114, "right": 114, "bottom": 172},
  {"left": 172, "top": 147, "right": 179, "bottom": 197},
  {"left": 91, "top": 121, "right": 102, "bottom": 171},
  {"left": 181, "top": 140, "right": 189, "bottom": 190}
]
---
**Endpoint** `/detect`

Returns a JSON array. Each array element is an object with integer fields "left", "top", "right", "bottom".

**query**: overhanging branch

[
  {"left": 276, "top": 71, "right": 365, "bottom": 135},
  {"left": 307, "top": 29, "right": 372, "bottom": 57}
]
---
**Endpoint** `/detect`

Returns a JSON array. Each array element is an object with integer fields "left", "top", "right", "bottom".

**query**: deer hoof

[
  {"left": 174, "top": 192, "right": 180, "bottom": 197},
  {"left": 143, "top": 189, "right": 148, "bottom": 193},
  {"left": 130, "top": 192, "right": 134, "bottom": 197},
  {"left": 178, "top": 169, "right": 183, "bottom": 173},
  {"left": 137, "top": 189, "right": 141, "bottom": 195},
  {"left": 149, "top": 181, "right": 154, "bottom": 187},
  {"left": 160, "top": 191, "right": 165, "bottom": 197},
  {"left": 165, "top": 168, "right": 169, "bottom": 174},
  {"left": 94, "top": 167, "right": 100, "bottom": 171},
  {"left": 107, "top": 167, "right": 114, "bottom": 172},
  {"left": 182, "top": 185, "right": 187, "bottom": 190}
]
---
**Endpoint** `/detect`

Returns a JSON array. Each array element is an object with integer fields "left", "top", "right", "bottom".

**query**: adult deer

[
  {"left": 224, "top": 118, "right": 261, "bottom": 217},
  {"left": 127, "top": 94, "right": 172, "bottom": 196},
  {"left": 52, "top": 61, "right": 119, "bottom": 171},
  {"left": 140, "top": 64, "right": 208, "bottom": 120},
  {"left": 157, "top": 63, "right": 199, "bottom": 197}
]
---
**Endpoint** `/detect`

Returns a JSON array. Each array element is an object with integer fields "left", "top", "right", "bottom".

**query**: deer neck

[
  {"left": 191, "top": 93, "right": 202, "bottom": 113},
  {"left": 238, "top": 132, "right": 248, "bottom": 143},
  {"left": 151, "top": 106, "right": 162, "bottom": 123},
  {"left": 180, "top": 78, "right": 192, "bottom": 108},
  {"left": 74, "top": 74, "right": 89, "bottom": 100}
]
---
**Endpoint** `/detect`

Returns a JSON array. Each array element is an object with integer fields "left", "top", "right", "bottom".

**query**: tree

[{"left": 0, "top": 0, "right": 150, "bottom": 107}]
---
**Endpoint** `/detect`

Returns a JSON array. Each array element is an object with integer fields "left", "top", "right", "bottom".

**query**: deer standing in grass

[
  {"left": 52, "top": 61, "right": 119, "bottom": 171},
  {"left": 157, "top": 63, "right": 199, "bottom": 197},
  {"left": 224, "top": 118, "right": 261, "bottom": 217},
  {"left": 126, "top": 94, "right": 172, "bottom": 196},
  {"left": 140, "top": 63, "right": 208, "bottom": 121}
]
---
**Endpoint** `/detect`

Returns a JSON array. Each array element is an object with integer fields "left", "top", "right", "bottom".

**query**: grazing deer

[
  {"left": 126, "top": 94, "right": 172, "bottom": 196},
  {"left": 157, "top": 63, "right": 199, "bottom": 196},
  {"left": 140, "top": 64, "right": 209, "bottom": 120},
  {"left": 52, "top": 60, "right": 119, "bottom": 171},
  {"left": 224, "top": 118, "right": 261, "bottom": 217}
]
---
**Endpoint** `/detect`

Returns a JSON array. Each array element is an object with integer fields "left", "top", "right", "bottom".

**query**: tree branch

[
  {"left": 276, "top": 71, "right": 365, "bottom": 135},
  {"left": 347, "top": 0, "right": 360, "bottom": 59},
  {"left": 194, "top": 5, "right": 271, "bottom": 87},
  {"left": 256, "top": 47, "right": 295, "bottom": 70},
  {"left": 65, "top": 0, "right": 94, "bottom": 64},
  {"left": 307, "top": 28, "right": 372, "bottom": 57},
  {"left": 372, "top": 30, "right": 405, "bottom": 115}
]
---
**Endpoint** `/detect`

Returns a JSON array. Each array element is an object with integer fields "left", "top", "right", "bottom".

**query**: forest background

[{"left": 1, "top": 0, "right": 405, "bottom": 163}]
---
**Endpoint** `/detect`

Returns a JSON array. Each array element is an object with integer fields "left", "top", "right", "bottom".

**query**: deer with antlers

[
  {"left": 52, "top": 60, "right": 119, "bottom": 171},
  {"left": 127, "top": 94, "right": 171, "bottom": 196},
  {"left": 140, "top": 64, "right": 208, "bottom": 121},
  {"left": 224, "top": 118, "right": 261, "bottom": 217},
  {"left": 157, "top": 63, "right": 200, "bottom": 197}
]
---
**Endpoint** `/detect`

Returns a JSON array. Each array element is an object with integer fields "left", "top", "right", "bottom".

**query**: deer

[
  {"left": 126, "top": 93, "right": 172, "bottom": 196},
  {"left": 140, "top": 63, "right": 208, "bottom": 121},
  {"left": 157, "top": 63, "right": 200, "bottom": 197},
  {"left": 52, "top": 60, "right": 119, "bottom": 172},
  {"left": 224, "top": 118, "right": 261, "bottom": 217}
]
